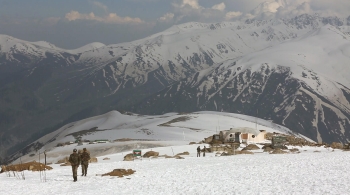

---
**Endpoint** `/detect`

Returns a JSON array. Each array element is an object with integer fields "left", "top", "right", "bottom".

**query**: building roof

[{"left": 227, "top": 127, "right": 261, "bottom": 136}]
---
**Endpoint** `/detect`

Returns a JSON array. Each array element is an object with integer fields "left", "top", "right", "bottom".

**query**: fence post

[{"left": 44, "top": 151, "right": 46, "bottom": 165}]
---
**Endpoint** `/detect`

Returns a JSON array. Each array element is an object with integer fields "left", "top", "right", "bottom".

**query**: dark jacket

[
  {"left": 197, "top": 147, "right": 200, "bottom": 153},
  {"left": 69, "top": 153, "right": 81, "bottom": 166},
  {"left": 81, "top": 151, "right": 91, "bottom": 165}
]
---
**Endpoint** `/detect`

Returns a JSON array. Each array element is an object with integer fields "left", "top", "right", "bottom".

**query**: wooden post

[
  {"left": 234, "top": 144, "right": 235, "bottom": 155},
  {"left": 44, "top": 151, "right": 46, "bottom": 165}
]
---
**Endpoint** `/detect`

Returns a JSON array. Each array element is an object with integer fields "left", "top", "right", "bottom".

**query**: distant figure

[
  {"left": 80, "top": 148, "right": 91, "bottom": 176},
  {"left": 69, "top": 149, "right": 81, "bottom": 182},
  {"left": 203, "top": 146, "right": 206, "bottom": 157},
  {"left": 197, "top": 146, "right": 201, "bottom": 157}
]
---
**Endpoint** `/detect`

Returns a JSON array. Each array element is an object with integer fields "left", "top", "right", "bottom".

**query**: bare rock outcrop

[
  {"left": 289, "top": 148, "right": 300, "bottom": 153},
  {"left": 330, "top": 142, "right": 343, "bottom": 149},
  {"left": 57, "top": 157, "right": 69, "bottom": 164},
  {"left": 176, "top": 151, "right": 189, "bottom": 156},
  {"left": 175, "top": 156, "right": 185, "bottom": 159},
  {"left": 89, "top": 157, "right": 98, "bottom": 163},
  {"left": 143, "top": 151, "right": 159, "bottom": 158},
  {"left": 242, "top": 144, "right": 260, "bottom": 151},
  {"left": 263, "top": 147, "right": 273, "bottom": 153},
  {"left": 123, "top": 153, "right": 134, "bottom": 161},
  {"left": 270, "top": 149, "right": 288, "bottom": 154}
]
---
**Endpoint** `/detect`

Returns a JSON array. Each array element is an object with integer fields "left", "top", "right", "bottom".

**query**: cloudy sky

[{"left": 0, "top": 0, "right": 349, "bottom": 49}]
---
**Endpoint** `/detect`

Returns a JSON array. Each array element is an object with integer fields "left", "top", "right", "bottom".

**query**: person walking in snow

[
  {"left": 80, "top": 148, "right": 90, "bottom": 176},
  {"left": 69, "top": 148, "right": 81, "bottom": 182},
  {"left": 203, "top": 146, "right": 206, "bottom": 157},
  {"left": 197, "top": 146, "right": 201, "bottom": 157}
]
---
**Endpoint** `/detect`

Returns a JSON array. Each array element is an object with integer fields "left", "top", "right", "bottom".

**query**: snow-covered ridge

[
  {"left": 235, "top": 24, "right": 350, "bottom": 86},
  {"left": 1, "top": 15, "right": 349, "bottom": 71},
  {"left": 67, "top": 42, "right": 106, "bottom": 54},
  {"left": 181, "top": 24, "right": 350, "bottom": 105},
  {"left": 1, "top": 14, "right": 348, "bottom": 57},
  {"left": 33, "top": 110, "right": 302, "bottom": 153},
  {"left": 0, "top": 34, "right": 105, "bottom": 55}
]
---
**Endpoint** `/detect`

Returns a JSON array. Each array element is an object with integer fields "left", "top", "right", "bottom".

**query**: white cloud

[
  {"left": 243, "top": 0, "right": 350, "bottom": 20},
  {"left": 158, "top": 13, "right": 175, "bottom": 22},
  {"left": 167, "top": 0, "right": 350, "bottom": 25},
  {"left": 127, "top": 0, "right": 160, "bottom": 2},
  {"left": 225, "top": 11, "right": 242, "bottom": 20},
  {"left": 275, "top": 1, "right": 312, "bottom": 18},
  {"left": 65, "top": 1, "right": 143, "bottom": 24},
  {"left": 65, "top": 11, "right": 143, "bottom": 24},
  {"left": 212, "top": 3, "right": 226, "bottom": 11},
  {"left": 92, "top": 1, "right": 108, "bottom": 13},
  {"left": 244, "top": 0, "right": 285, "bottom": 20},
  {"left": 171, "top": 0, "right": 228, "bottom": 23},
  {"left": 181, "top": 0, "right": 200, "bottom": 9}
]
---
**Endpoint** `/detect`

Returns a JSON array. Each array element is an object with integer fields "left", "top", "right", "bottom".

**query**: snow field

[{"left": 1, "top": 144, "right": 349, "bottom": 195}]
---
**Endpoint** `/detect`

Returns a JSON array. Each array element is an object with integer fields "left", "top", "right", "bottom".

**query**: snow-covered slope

[
  {"left": 31, "top": 111, "right": 298, "bottom": 152},
  {"left": 67, "top": 42, "right": 106, "bottom": 54},
  {"left": 7, "top": 110, "right": 312, "bottom": 164},
  {"left": 3, "top": 142, "right": 349, "bottom": 195},
  {"left": 214, "top": 24, "right": 350, "bottom": 102},
  {"left": 135, "top": 24, "right": 350, "bottom": 144},
  {"left": 0, "top": 35, "right": 105, "bottom": 54}
]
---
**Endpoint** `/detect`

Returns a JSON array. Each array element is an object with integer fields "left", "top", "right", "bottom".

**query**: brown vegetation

[
  {"left": 176, "top": 151, "right": 189, "bottom": 156},
  {"left": 102, "top": 169, "right": 136, "bottom": 177},
  {"left": 1, "top": 161, "right": 52, "bottom": 173}
]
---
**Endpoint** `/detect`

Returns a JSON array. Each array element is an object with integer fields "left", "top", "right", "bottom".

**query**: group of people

[
  {"left": 69, "top": 145, "right": 207, "bottom": 181},
  {"left": 197, "top": 146, "right": 206, "bottom": 157},
  {"left": 68, "top": 147, "right": 91, "bottom": 182}
]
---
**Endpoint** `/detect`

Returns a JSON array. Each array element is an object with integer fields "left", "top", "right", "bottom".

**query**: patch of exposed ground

[
  {"left": 65, "top": 127, "right": 108, "bottom": 138},
  {"left": 158, "top": 116, "right": 191, "bottom": 126},
  {"left": 102, "top": 169, "right": 136, "bottom": 177},
  {"left": 113, "top": 138, "right": 156, "bottom": 142},
  {"left": 89, "top": 142, "right": 168, "bottom": 158},
  {"left": 1, "top": 162, "right": 52, "bottom": 173}
]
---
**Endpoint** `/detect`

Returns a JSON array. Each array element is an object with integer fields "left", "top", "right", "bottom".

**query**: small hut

[{"left": 220, "top": 127, "right": 267, "bottom": 143}]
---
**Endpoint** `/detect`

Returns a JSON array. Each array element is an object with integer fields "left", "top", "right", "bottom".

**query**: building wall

[
  {"left": 220, "top": 130, "right": 267, "bottom": 143},
  {"left": 246, "top": 131, "right": 267, "bottom": 142}
]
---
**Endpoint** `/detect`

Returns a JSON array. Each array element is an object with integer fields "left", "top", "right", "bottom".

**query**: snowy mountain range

[{"left": 1, "top": 14, "right": 350, "bottom": 161}]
